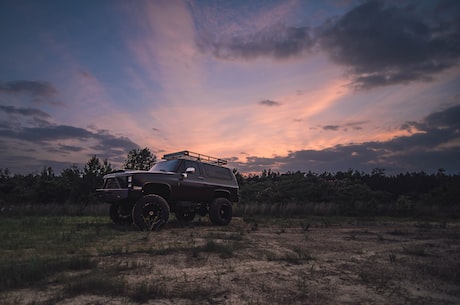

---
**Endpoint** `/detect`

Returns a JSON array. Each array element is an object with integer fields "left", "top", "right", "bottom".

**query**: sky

[{"left": 1, "top": 0, "right": 460, "bottom": 175}]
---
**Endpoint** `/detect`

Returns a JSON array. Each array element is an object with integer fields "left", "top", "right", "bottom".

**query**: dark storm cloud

[
  {"left": 199, "top": 0, "right": 460, "bottom": 89},
  {"left": 0, "top": 124, "right": 139, "bottom": 151},
  {"left": 414, "top": 104, "right": 460, "bottom": 130},
  {"left": 318, "top": 0, "right": 460, "bottom": 89},
  {"left": 0, "top": 125, "right": 93, "bottom": 142},
  {"left": 387, "top": 104, "right": 460, "bottom": 155},
  {"left": 259, "top": 99, "right": 281, "bottom": 107},
  {"left": 231, "top": 104, "right": 460, "bottom": 175},
  {"left": 0, "top": 80, "right": 58, "bottom": 97},
  {"left": 94, "top": 131, "right": 139, "bottom": 150},
  {"left": 0, "top": 102, "right": 139, "bottom": 154},
  {"left": 0, "top": 121, "right": 140, "bottom": 174}
]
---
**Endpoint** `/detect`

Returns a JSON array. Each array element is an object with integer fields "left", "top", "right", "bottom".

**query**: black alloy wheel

[
  {"left": 209, "top": 198, "right": 233, "bottom": 226},
  {"left": 132, "top": 194, "right": 170, "bottom": 230}
]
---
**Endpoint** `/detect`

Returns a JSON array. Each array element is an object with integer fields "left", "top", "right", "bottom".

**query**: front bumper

[{"left": 96, "top": 188, "right": 130, "bottom": 203}]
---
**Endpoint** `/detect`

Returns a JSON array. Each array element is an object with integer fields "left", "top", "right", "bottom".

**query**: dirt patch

[{"left": 3, "top": 218, "right": 460, "bottom": 304}]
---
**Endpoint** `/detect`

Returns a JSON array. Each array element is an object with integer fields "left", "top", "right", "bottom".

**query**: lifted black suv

[{"left": 96, "top": 151, "right": 239, "bottom": 230}]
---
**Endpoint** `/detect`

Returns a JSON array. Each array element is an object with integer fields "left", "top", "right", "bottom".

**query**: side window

[
  {"left": 183, "top": 160, "right": 202, "bottom": 177},
  {"left": 203, "top": 163, "right": 232, "bottom": 179}
]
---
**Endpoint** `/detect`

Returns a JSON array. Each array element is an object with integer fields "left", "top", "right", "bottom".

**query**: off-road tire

[
  {"left": 209, "top": 197, "right": 232, "bottom": 226},
  {"left": 132, "top": 194, "right": 170, "bottom": 231},
  {"left": 109, "top": 202, "right": 132, "bottom": 225}
]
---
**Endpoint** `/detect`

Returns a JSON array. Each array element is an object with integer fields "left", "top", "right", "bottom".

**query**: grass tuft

[
  {"left": 0, "top": 256, "right": 95, "bottom": 290},
  {"left": 203, "top": 239, "right": 237, "bottom": 258},
  {"left": 64, "top": 270, "right": 125, "bottom": 297},
  {"left": 267, "top": 247, "right": 313, "bottom": 265}
]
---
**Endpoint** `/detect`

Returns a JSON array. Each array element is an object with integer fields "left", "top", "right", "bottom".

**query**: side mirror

[{"left": 181, "top": 167, "right": 195, "bottom": 179}]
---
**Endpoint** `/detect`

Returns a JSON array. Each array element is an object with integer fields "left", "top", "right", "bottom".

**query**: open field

[{"left": 1, "top": 215, "right": 459, "bottom": 305}]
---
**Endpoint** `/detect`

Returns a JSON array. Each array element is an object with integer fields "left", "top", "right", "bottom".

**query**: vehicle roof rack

[{"left": 163, "top": 150, "right": 228, "bottom": 166}]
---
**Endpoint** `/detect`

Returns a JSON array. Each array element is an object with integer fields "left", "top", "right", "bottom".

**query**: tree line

[
  {"left": 0, "top": 148, "right": 155, "bottom": 207},
  {"left": 235, "top": 168, "right": 459, "bottom": 218},
  {"left": 0, "top": 148, "right": 459, "bottom": 218}
]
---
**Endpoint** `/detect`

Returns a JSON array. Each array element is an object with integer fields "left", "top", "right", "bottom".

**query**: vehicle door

[{"left": 176, "top": 160, "right": 205, "bottom": 202}]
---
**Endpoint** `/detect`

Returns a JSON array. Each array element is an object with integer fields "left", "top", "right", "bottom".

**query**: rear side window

[{"left": 203, "top": 163, "right": 232, "bottom": 180}]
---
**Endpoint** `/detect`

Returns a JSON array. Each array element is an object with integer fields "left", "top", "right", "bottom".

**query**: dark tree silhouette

[
  {"left": 124, "top": 148, "right": 156, "bottom": 170},
  {"left": 0, "top": 157, "right": 458, "bottom": 218}
]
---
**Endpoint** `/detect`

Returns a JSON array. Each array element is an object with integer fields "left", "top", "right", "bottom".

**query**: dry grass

[{"left": 0, "top": 215, "right": 459, "bottom": 305}]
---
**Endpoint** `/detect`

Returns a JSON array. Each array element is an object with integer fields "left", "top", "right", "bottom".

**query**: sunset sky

[{"left": 1, "top": 0, "right": 459, "bottom": 175}]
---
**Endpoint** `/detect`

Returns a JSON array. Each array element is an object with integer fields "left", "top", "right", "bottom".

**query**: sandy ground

[{"left": 4, "top": 217, "right": 460, "bottom": 304}]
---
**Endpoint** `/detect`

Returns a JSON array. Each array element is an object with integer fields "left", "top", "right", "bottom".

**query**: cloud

[
  {"left": 58, "top": 144, "right": 85, "bottom": 152},
  {"left": 193, "top": 0, "right": 307, "bottom": 60},
  {"left": 125, "top": 0, "right": 204, "bottom": 97},
  {"left": 0, "top": 119, "right": 140, "bottom": 174},
  {"left": 259, "top": 99, "right": 282, "bottom": 107},
  {"left": 198, "top": 0, "right": 460, "bottom": 89},
  {"left": 78, "top": 70, "right": 96, "bottom": 80},
  {"left": 0, "top": 124, "right": 139, "bottom": 153},
  {"left": 231, "top": 104, "right": 460, "bottom": 174},
  {"left": 321, "top": 121, "right": 368, "bottom": 131},
  {"left": 0, "top": 80, "right": 63, "bottom": 105},
  {"left": 322, "top": 125, "right": 339, "bottom": 131},
  {"left": 414, "top": 104, "right": 460, "bottom": 130},
  {"left": 0, "top": 80, "right": 58, "bottom": 97},
  {"left": 0, "top": 125, "right": 92, "bottom": 142},
  {"left": 201, "top": 23, "right": 313, "bottom": 60},
  {"left": 390, "top": 104, "right": 460, "bottom": 151},
  {"left": 0, "top": 105, "right": 51, "bottom": 118},
  {"left": 0, "top": 105, "right": 53, "bottom": 130},
  {"left": 319, "top": 0, "right": 460, "bottom": 89},
  {"left": 94, "top": 130, "right": 139, "bottom": 151}
]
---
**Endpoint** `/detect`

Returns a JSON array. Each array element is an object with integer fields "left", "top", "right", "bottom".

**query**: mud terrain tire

[
  {"left": 209, "top": 198, "right": 232, "bottom": 226},
  {"left": 132, "top": 194, "right": 170, "bottom": 231}
]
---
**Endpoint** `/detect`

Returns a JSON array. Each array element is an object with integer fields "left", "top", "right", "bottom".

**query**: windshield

[{"left": 149, "top": 160, "right": 180, "bottom": 172}]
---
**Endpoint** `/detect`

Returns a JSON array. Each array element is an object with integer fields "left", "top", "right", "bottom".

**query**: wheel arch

[
  {"left": 142, "top": 183, "right": 171, "bottom": 200},
  {"left": 213, "top": 189, "right": 231, "bottom": 201}
]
